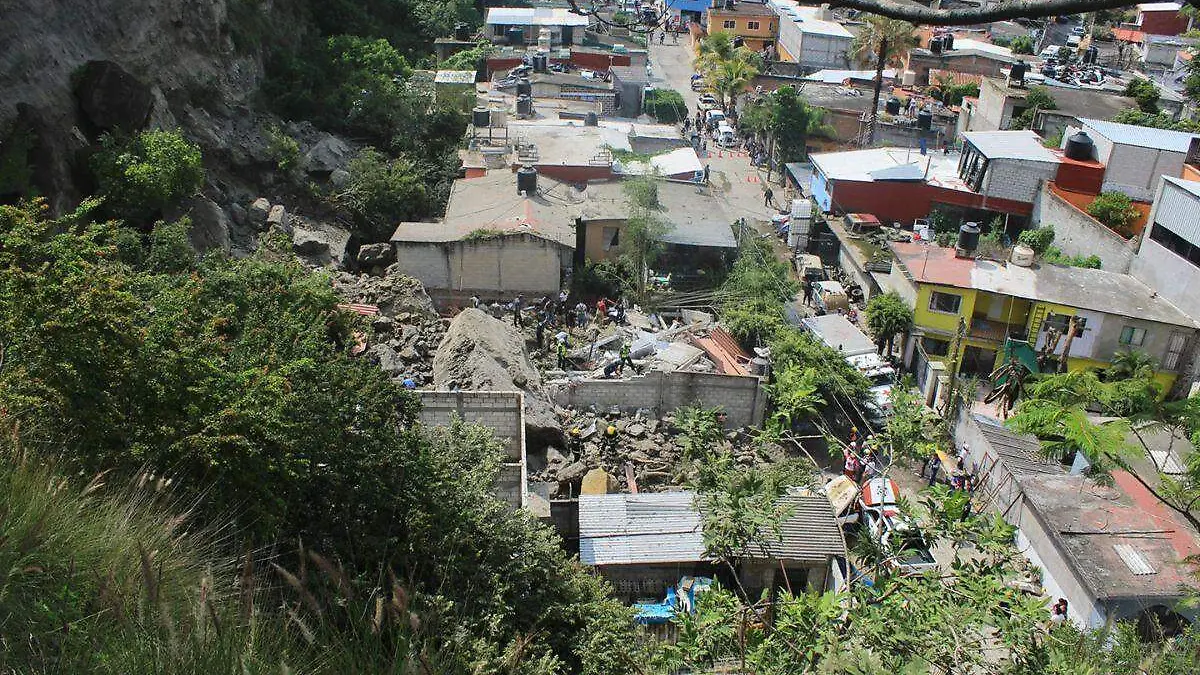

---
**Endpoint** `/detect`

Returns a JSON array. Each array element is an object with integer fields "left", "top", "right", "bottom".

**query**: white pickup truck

[
  {"left": 800, "top": 314, "right": 895, "bottom": 419},
  {"left": 858, "top": 477, "right": 937, "bottom": 576}
]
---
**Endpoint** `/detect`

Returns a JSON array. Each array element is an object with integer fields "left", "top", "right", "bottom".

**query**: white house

[{"left": 768, "top": 1, "right": 853, "bottom": 71}]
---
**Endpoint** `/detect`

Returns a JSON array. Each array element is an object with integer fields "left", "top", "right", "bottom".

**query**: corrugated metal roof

[
  {"left": 1080, "top": 118, "right": 1200, "bottom": 153},
  {"left": 578, "top": 491, "right": 847, "bottom": 566},
  {"left": 1154, "top": 177, "right": 1200, "bottom": 244},
  {"left": 485, "top": 7, "right": 591, "bottom": 27},
  {"left": 971, "top": 415, "right": 1059, "bottom": 477},
  {"left": 962, "top": 130, "right": 1060, "bottom": 162},
  {"left": 434, "top": 70, "right": 476, "bottom": 84},
  {"left": 759, "top": 494, "right": 848, "bottom": 563},
  {"left": 1138, "top": 2, "right": 1182, "bottom": 12},
  {"left": 578, "top": 493, "right": 707, "bottom": 566}
]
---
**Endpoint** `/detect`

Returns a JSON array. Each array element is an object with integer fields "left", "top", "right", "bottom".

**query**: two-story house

[
  {"left": 882, "top": 241, "right": 1197, "bottom": 395},
  {"left": 706, "top": 0, "right": 778, "bottom": 53}
]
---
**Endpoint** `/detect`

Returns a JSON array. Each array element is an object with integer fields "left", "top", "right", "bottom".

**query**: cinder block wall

[
  {"left": 1034, "top": 184, "right": 1137, "bottom": 273},
  {"left": 549, "top": 371, "right": 766, "bottom": 428},
  {"left": 417, "top": 391, "right": 527, "bottom": 507}
]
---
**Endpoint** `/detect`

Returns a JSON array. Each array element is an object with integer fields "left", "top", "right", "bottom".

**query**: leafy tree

[
  {"left": 1009, "top": 369, "right": 1200, "bottom": 530},
  {"left": 941, "top": 81, "right": 980, "bottom": 106},
  {"left": 618, "top": 178, "right": 671, "bottom": 303},
  {"left": 1113, "top": 109, "right": 1200, "bottom": 131},
  {"left": 90, "top": 130, "right": 204, "bottom": 222},
  {"left": 644, "top": 88, "right": 687, "bottom": 123},
  {"left": 1109, "top": 348, "right": 1156, "bottom": 380},
  {"left": 850, "top": 15, "right": 917, "bottom": 144},
  {"left": 1087, "top": 190, "right": 1139, "bottom": 237},
  {"left": 340, "top": 147, "right": 429, "bottom": 241},
  {"left": 1010, "top": 85, "right": 1057, "bottom": 129},
  {"left": 440, "top": 41, "right": 491, "bottom": 70},
  {"left": 765, "top": 364, "right": 826, "bottom": 432},
  {"left": 770, "top": 85, "right": 829, "bottom": 163},
  {"left": 1010, "top": 34, "right": 1036, "bottom": 54},
  {"left": 1017, "top": 225, "right": 1055, "bottom": 254},
  {"left": 864, "top": 291, "right": 913, "bottom": 356},
  {"left": 768, "top": 328, "right": 873, "bottom": 415},
  {"left": 708, "top": 56, "right": 759, "bottom": 110},
  {"left": 1124, "top": 77, "right": 1161, "bottom": 113}
]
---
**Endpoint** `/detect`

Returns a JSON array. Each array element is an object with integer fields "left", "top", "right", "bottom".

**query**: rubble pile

[
  {"left": 529, "top": 408, "right": 788, "bottom": 497},
  {"left": 433, "top": 308, "right": 559, "bottom": 436},
  {"left": 332, "top": 267, "right": 446, "bottom": 384}
]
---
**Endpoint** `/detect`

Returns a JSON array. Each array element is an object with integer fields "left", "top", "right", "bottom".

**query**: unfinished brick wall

[
  {"left": 548, "top": 371, "right": 766, "bottom": 428},
  {"left": 417, "top": 391, "right": 526, "bottom": 507}
]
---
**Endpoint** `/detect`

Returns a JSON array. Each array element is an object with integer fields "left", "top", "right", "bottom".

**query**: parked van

[
  {"left": 800, "top": 313, "right": 896, "bottom": 418},
  {"left": 714, "top": 123, "right": 736, "bottom": 147},
  {"left": 705, "top": 109, "right": 726, "bottom": 127}
]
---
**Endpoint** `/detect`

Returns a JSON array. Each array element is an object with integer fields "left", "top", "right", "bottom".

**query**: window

[
  {"left": 923, "top": 336, "right": 951, "bottom": 356},
  {"left": 1042, "top": 314, "right": 1087, "bottom": 335},
  {"left": 493, "top": 25, "right": 505, "bottom": 37},
  {"left": 1120, "top": 326, "right": 1147, "bottom": 346},
  {"left": 747, "top": 20, "right": 760, "bottom": 30},
  {"left": 1164, "top": 332, "right": 1188, "bottom": 370},
  {"left": 928, "top": 291, "right": 962, "bottom": 314},
  {"left": 602, "top": 226, "right": 620, "bottom": 251},
  {"left": 723, "top": 20, "right": 736, "bottom": 29}
]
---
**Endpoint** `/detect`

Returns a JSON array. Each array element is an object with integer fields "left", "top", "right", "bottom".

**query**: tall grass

[{"left": 0, "top": 441, "right": 533, "bottom": 674}]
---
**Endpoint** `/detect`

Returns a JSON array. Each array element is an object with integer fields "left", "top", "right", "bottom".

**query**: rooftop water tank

[
  {"left": 943, "top": 33, "right": 954, "bottom": 50},
  {"left": 516, "top": 94, "right": 533, "bottom": 117},
  {"left": 1011, "top": 244, "right": 1035, "bottom": 267},
  {"left": 506, "top": 27, "right": 524, "bottom": 46},
  {"left": 929, "top": 36, "right": 944, "bottom": 54},
  {"left": 517, "top": 77, "right": 532, "bottom": 96},
  {"left": 1064, "top": 131, "right": 1094, "bottom": 161},
  {"left": 585, "top": 111, "right": 598, "bottom": 126},
  {"left": 917, "top": 110, "right": 933, "bottom": 131},
  {"left": 517, "top": 164, "right": 538, "bottom": 195},
  {"left": 454, "top": 22, "right": 471, "bottom": 42},
  {"left": 1009, "top": 60, "right": 1028, "bottom": 85},
  {"left": 956, "top": 222, "right": 981, "bottom": 258},
  {"left": 472, "top": 107, "right": 490, "bottom": 128},
  {"left": 885, "top": 96, "right": 902, "bottom": 115}
]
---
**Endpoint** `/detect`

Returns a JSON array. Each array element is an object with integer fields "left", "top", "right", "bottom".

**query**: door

[{"left": 961, "top": 345, "right": 997, "bottom": 378}]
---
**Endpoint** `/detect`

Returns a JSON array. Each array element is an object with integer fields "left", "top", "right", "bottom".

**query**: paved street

[{"left": 647, "top": 39, "right": 791, "bottom": 227}]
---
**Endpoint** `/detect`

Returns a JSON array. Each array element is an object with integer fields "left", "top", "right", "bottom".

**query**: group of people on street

[{"left": 841, "top": 427, "right": 887, "bottom": 484}]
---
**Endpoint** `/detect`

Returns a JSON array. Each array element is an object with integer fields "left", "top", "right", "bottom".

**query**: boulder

[
  {"left": 229, "top": 202, "right": 247, "bottom": 226},
  {"left": 73, "top": 61, "right": 154, "bottom": 133},
  {"left": 302, "top": 134, "right": 353, "bottom": 175},
  {"left": 185, "top": 198, "right": 232, "bottom": 253},
  {"left": 248, "top": 198, "right": 271, "bottom": 227},
  {"left": 267, "top": 204, "right": 290, "bottom": 233},
  {"left": 556, "top": 461, "right": 588, "bottom": 484},
  {"left": 330, "top": 168, "right": 351, "bottom": 189},
  {"left": 293, "top": 220, "right": 352, "bottom": 267},
  {"left": 357, "top": 242, "right": 396, "bottom": 268}
]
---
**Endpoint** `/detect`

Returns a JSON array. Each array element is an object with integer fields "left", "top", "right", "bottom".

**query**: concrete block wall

[
  {"left": 417, "top": 391, "right": 527, "bottom": 507},
  {"left": 982, "top": 158, "right": 1058, "bottom": 204},
  {"left": 393, "top": 235, "right": 565, "bottom": 297},
  {"left": 549, "top": 370, "right": 766, "bottom": 428},
  {"left": 1034, "top": 184, "right": 1138, "bottom": 272}
]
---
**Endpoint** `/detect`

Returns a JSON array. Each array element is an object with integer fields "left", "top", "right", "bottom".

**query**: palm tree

[
  {"left": 985, "top": 357, "right": 1031, "bottom": 419},
  {"left": 708, "top": 56, "right": 758, "bottom": 111},
  {"left": 849, "top": 15, "right": 916, "bottom": 146},
  {"left": 694, "top": 30, "right": 737, "bottom": 73}
]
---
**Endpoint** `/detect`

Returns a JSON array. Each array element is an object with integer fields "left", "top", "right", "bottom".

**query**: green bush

[
  {"left": 90, "top": 129, "right": 204, "bottom": 222},
  {"left": 1017, "top": 226, "right": 1055, "bottom": 254},
  {"left": 1124, "top": 78, "right": 1161, "bottom": 113},
  {"left": 644, "top": 88, "right": 687, "bottom": 123},
  {"left": 1112, "top": 110, "right": 1200, "bottom": 132},
  {"left": 1010, "top": 35, "right": 1035, "bottom": 54},
  {"left": 1087, "top": 191, "right": 1139, "bottom": 237},
  {"left": 342, "top": 147, "right": 430, "bottom": 242},
  {"left": 1044, "top": 246, "right": 1102, "bottom": 268}
]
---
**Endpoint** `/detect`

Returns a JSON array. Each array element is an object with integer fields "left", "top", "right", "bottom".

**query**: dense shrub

[
  {"left": 644, "top": 88, "right": 687, "bottom": 123},
  {"left": 90, "top": 130, "right": 203, "bottom": 223}
]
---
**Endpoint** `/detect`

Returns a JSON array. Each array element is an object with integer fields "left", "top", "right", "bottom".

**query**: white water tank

[
  {"left": 1011, "top": 244, "right": 1035, "bottom": 267},
  {"left": 901, "top": 70, "right": 916, "bottom": 87},
  {"left": 538, "top": 28, "right": 552, "bottom": 52}
]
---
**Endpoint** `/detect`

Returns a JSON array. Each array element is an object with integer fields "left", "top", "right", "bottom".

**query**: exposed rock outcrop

[{"left": 73, "top": 60, "right": 154, "bottom": 134}]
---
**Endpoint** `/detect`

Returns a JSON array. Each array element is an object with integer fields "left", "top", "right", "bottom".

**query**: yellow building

[
  {"left": 882, "top": 242, "right": 1196, "bottom": 394},
  {"left": 706, "top": 3, "right": 778, "bottom": 53}
]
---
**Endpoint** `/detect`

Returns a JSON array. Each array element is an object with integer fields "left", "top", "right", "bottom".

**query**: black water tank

[
  {"left": 943, "top": 33, "right": 954, "bottom": 51},
  {"left": 585, "top": 111, "right": 598, "bottom": 126},
  {"left": 885, "top": 96, "right": 902, "bottom": 115},
  {"left": 956, "top": 222, "right": 981, "bottom": 257},
  {"left": 506, "top": 27, "right": 524, "bottom": 45},
  {"left": 1010, "top": 60, "right": 1028, "bottom": 83},
  {"left": 517, "top": 165, "right": 538, "bottom": 195},
  {"left": 917, "top": 110, "right": 933, "bottom": 130},
  {"left": 454, "top": 22, "right": 471, "bottom": 41},
  {"left": 517, "top": 77, "right": 532, "bottom": 96},
  {"left": 472, "top": 107, "right": 491, "bottom": 128},
  {"left": 1084, "top": 45, "right": 1099, "bottom": 65},
  {"left": 1064, "top": 131, "right": 1095, "bottom": 161},
  {"left": 532, "top": 52, "right": 548, "bottom": 73},
  {"left": 929, "top": 36, "right": 943, "bottom": 54},
  {"left": 516, "top": 94, "right": 533, "bottom": 117}
]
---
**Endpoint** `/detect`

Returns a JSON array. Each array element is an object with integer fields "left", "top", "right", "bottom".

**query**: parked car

[
  {"left": 1071, "top": 25, "right": 1086, "bottom": 36},
  {"left": 697, "top": 93, "right": 720, "bottom": 111},
  {"left": 811, "top": 279, "right": 848, "bottom": 315},
  {"left": 714, "top": 122, "right": 736, "bottom": 147},
  {"left": 857, "top": 477, "right": 938, "bottom": 576}
]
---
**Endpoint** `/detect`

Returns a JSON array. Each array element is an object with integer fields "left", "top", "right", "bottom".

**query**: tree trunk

[
  {"left": 1057, "top": 316, "right": 1079, "bottom": 373},
  {"left": 867, "top": 37, "right": 888, "bottom": 146}
]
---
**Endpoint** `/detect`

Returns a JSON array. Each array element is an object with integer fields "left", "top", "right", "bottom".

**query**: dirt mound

[
  {"left": 333, "top": 267, "right": 444, "bottom": 385},
  {"left": 434, "top": 309, "right": 559, "bottom": 440},
  {"left": 332, "top": 265, "right": 437, "bottom": 318}
]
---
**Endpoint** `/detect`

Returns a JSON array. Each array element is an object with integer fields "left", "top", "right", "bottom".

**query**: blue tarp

[
  {"left": 633, "top": 586, "right": 677, "bottom": 624},
  {"left": 666, "top": 0, "right": 710, "bottom": 13}
]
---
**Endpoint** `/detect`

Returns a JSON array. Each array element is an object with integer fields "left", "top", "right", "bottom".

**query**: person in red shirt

[
  {"left": 596, "top": 297, "right": 608, "bottom": 323},
  {"left": 843, "top": 442, "right": 861, "bottom": 482}
]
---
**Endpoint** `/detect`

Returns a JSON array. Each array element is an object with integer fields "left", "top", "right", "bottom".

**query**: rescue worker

[
  {"left": 568, "top": 426, "right": 584, "bottom": 456},
  {"left": 557, "top": 340, "right": 569, "bottom": 371},
  {"left": 619, "top": 342, "right": 635, "bottom": 370},
  {"left": 602, "top": 424, "right": 620, "bottom": 452},
  {"left": 842, "top": 444, "right": 861, "bottom": 483}
]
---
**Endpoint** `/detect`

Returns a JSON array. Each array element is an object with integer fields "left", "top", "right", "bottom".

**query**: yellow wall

[
  {"left": 708, "top": 11, "right": 777, "bottom": 39},
  {"left": 914, "top": 284, "right": 976, "bottom": 336},
  {"left": 582, "top": 218, "right": 626, "bottom": 262}
]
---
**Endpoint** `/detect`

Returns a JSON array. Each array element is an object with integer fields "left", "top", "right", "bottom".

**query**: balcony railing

[{"left": 968, "top": 315, "right": 1027, "bottom": 342}]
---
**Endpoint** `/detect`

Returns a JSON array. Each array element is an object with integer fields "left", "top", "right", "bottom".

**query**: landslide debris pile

[
  {"left": 530, "top": 409, "right": 787, "bottom": 497},
  {"left": 332, "top": 267, "right": 446, "bottom": 385}
]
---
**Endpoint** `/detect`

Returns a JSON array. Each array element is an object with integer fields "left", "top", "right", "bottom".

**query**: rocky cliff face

[{"left": 0, "top": 0, "right": 347, "bottom": 257}]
